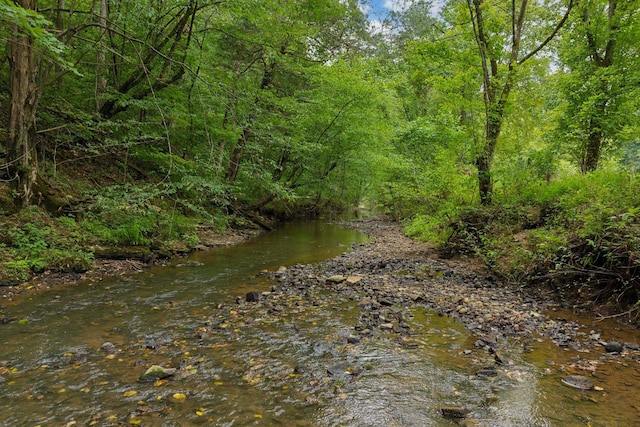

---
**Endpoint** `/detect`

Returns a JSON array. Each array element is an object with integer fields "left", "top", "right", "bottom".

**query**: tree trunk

[
  {"left": 95, "top": 0, "right": 109, "bottom": 112},
  {"left": 582, "top": 125, "right": 603, "bottom": 173},
  {"left": 467, "top": 0, "right": 573, "bottom": 205},
  {"left": 225, "top": 127, "right": 249, "bottom": 182},
  {"left": 7, "top": 0, "right": 42, "bottom": 208},
  {"left": 579, "top": 0, "right": 617, "bottom": 173}
]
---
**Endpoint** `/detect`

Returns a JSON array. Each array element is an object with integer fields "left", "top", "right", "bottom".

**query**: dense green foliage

[{"left": 1, "top": 0, "right": 640, "bottom": 312}]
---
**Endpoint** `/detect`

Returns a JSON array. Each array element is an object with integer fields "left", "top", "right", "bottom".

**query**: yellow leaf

[
  {"left": 58, "top": 389, "right": 66, "bottom": 393},
  {"left": 153, "top": 379, "right": 167, "bottom": 387},
  {"left": 129, "top": 418, "right": 142, "bottom": 425},
  {"left": 63, "top": 353, "right": 73, "bottom": 357},
  {"left": 254, "top": 414, "right": 262, "bottom": 419},
  {"left": 105, "top": 354, "right": 115, "bottom": 359},
  {"left": 214, "top": 381, "right": 223, "bottom": 386},
  {"left": 172, "top": 393, "right": 187, "bottom": 401},
  {"left": 124, "top": 390, "right": 138, "bottom": 397},
  {"left": 196, "top": 410, "right": 204, "bottom": 416}
]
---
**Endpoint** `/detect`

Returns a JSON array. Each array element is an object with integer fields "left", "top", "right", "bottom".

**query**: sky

[
  {"left": 362, "top": 0, "right": 444, "bottom": 17},
  {"left": 361, "top": 0, "right": 444, "bottom": 33}
]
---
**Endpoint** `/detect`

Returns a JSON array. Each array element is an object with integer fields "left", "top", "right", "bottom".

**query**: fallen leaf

[
  {"left": 124, "top": 390, "right": 138, "bottom": 397},
  {"left": 172, "top": 393, "right": 187, "bottom": 401}
]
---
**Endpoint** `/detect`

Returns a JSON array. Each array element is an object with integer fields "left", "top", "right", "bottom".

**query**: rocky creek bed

[
  {"left": 206, "top": 220, "right": 640, "bottom": 424},
  {"left": 265, "top": 220, "right": 639, "bottom": 357}
]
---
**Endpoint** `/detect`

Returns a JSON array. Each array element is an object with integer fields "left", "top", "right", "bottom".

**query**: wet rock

[
  {"left": 347, "top": 335, "right": 361, "bottom": 344},
  {"left": 140, "top": 365, "right": 177, "bottom": 382},
  {"left": 174, "top": 261, "right": 204, "bottom": 268},
  {"left": 561, "top": 375, "right": 594, "bottom": 390},
  {"left": 441, "top": 406, "right": 471, "bottom": 419},
  {"left": 624, "top": 342, "right": 639, "bottom": 351},
  {"left": 294, "top": 365, "right": 311, "bottom": 374},
  {"left": 604, "top": 341, "right": 623, "bottom": 353},
  {"left": 327, "top": 364, "right": 349, "bottom": 376},
  {"left": 245, "top": 291, "right": 261, "bottom": 303},
  {"left": 475, "top": 366, "right": 498, "bottom": 378},
  {"left": 100, "top": 342, "right": 117, "bottom": 354}
]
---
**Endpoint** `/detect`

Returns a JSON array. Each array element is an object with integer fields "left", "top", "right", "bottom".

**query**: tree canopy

[{"left": 2, "top": 0, "right": 640, "bottom": 304}]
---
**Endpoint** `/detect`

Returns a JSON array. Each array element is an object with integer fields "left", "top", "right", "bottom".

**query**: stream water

[{"left": 0, "top": 222, "right": 639, "bottom": 426}]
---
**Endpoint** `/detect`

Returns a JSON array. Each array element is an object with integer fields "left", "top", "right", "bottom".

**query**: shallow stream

[{"left": 0, "top": 222, "right": 639, "bottom": 426}]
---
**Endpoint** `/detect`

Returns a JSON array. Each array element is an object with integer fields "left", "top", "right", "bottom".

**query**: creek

[{"left": 0, "top": 221, "right": 639, "bottom": 426}]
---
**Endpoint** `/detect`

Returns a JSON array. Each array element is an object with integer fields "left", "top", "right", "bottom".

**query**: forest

[{"left": 1, "top": 0, "right": 640, "bottom": 315}]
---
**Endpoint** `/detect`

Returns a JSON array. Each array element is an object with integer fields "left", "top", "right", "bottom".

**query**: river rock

[
  {"left": 441, "top": 406, "right": 471, "bottom": 419},
  {"left": 140, "top": 365, "right": 177, "bottom": 382},
  {"left": 347, "top": 335, "right": 361, "bottom": 344},
  {"left": 100, "top": 342, "right": 117, "bottom": 354},
  {"left": 475, "top": 366, "right": 498, "bottom": 378},
  {"left": 346, "top": 275, "right": 363, "bottom": 284},
  {"left": 561, "top": 375, "right": 594, "bottom": 390},
  {"left": 245, "top": 291, "right": 261, "bottom": 302},
  {"left": 326, "top": 275, "right": 346, "bottom": 284},
  {"left": 604, "top": 341, "right": 623, "bottom": 353}
]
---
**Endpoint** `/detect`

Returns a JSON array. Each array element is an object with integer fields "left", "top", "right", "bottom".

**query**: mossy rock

[{"left": 140, "top": 365, "right": 177, "bottom": 382}]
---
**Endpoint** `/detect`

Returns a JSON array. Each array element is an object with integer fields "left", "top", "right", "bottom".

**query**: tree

[
  {"left": 3, "top": 0, "right": 68, "bottom": 208},
  {"left": 464, "top": 0, "right": 573, "bottom": 204},
  {"left": 555, "top": 0, "right": 640, "bottom": 173}
]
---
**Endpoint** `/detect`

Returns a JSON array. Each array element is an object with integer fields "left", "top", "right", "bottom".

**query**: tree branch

[{"left": 518, "top": 0, "right": 574, "bottom": 65}]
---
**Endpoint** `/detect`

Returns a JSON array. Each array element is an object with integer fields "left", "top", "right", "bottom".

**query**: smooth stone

[
  {"left": 604, "top": 341, "right": 623, "bottom": 353},
  {"left": 561, "top": 375, "right": 594, "bottom": 390},
  {"left": 326, "top": 275, "right": 346, "bottom": 284}
]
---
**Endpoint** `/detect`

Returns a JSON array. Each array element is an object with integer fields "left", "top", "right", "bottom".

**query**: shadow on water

[{"left": 0, "top": 221, "right": 638, "bottom": 426}]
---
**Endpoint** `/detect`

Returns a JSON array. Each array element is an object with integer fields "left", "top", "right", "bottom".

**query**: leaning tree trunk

[{"left": 8, "top": 0, "right": 42, "bottom": 208}]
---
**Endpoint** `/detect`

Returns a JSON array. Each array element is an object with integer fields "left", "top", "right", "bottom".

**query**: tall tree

[
  {"left": 7, "top": 0, "right": 41, "bottom": 208},
  {"left": 555, "top": 0, "right": 640, "bottom": 173},
  {"left": 465, "top": 0, "right": 573, "bottom": 204}
]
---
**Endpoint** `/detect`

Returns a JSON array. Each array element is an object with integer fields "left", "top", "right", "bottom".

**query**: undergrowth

[{"left": 407, "top": 170, "right": 640, "bottom": 319}]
